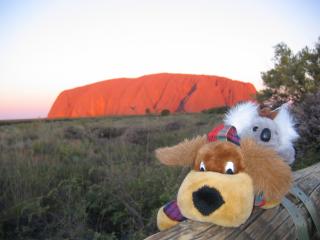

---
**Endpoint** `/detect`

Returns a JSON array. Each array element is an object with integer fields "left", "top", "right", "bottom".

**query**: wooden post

[{"left": 146, "top": 162, "right": 320, "bottom": 240}]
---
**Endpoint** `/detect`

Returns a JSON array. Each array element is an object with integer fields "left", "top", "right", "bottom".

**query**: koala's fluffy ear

[
  {"left": 155, "top": 135, "right": 207, "bottom": 166},
  {"left": 224, "top": 102, "right": 259, "bottom": 136},
  {"left": 273, "top": 104, "right": 299, "bottom": 147}
]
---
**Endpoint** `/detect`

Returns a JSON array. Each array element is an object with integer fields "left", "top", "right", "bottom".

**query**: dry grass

[
  {"left": 0, "top": 110, "right": 316, "bottom": 239},
  {"left": 0, "top": 113, "right": 220, "bottom": 240}
]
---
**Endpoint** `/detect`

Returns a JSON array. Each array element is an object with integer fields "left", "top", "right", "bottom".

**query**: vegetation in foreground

[
  {"left": 0, "top": 113, "right": 222, "bottom": 240},
  {"left": 0, "top": 106, "right": 319, "bottom": 240}
]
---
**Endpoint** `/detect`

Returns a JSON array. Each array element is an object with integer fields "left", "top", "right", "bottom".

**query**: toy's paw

[
  {"left": 261, "top": 200, "right": 281, "bottom": 209},
  {"left": 157, "top": 206, "right": 180, "bottom": 231},
  {"left": 254, "top": 193, "right": 281, "bottom": 209}
]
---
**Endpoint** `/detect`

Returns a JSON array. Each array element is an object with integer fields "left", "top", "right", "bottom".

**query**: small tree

[
  {"left": 160, "top": 109, "right": 170, "bottom": 116},
  {"left": 257, "top": 37, "right": 320, "bottom": 106},
  {"left": 202, "top": 106, "right": 229, "bottom": 114},
  {"left": 145, "top": 108, "right": 151, "bottom": 115},
  {"left": 293, "top": 91, "right": 320, "bottom": 169}
]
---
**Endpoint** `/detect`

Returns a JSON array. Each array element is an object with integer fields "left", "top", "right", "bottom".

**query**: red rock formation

[{"left": 48, "top": 73, "right": 256, "bottom": 118}]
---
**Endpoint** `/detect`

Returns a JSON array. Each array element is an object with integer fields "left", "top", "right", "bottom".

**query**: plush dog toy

[
  {"left": 224, "top": 102, "right": 299, "bottom": 165},
  {"left": 155, "top": 125, "right": 292, "bottom": 231}
]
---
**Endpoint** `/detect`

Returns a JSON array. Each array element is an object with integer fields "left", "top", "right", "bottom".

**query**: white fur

[
  {"left": 224, "top": 102, "right": 259, "bottom": 135},
  {"left": 224, "top": 101, "right": 299, "bottom": 165},
  {"left": 273, "top": 104, "right": 299, "bottom": 147},
  {"left": 225, "top": 161, "right": 235, "bottom": 173}
]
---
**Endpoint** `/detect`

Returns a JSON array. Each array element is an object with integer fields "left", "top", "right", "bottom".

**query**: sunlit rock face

[{"left": 48, "top": 73, "right": 256, "bottom": 118}]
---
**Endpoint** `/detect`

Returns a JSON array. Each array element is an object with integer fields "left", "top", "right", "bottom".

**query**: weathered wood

[{"left": 146, "top": 162, "right": 320, "bottom": 240}]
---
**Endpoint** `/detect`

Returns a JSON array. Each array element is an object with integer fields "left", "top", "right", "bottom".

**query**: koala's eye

[
  {"left": 200, "top": 161, "right": 206, "bottom": 172},
  {"left": 225, "top": 161, "right": 234, "bottom": 174},
  {"left": 253, "top": 126, "right": 258, "bottom": 132}
]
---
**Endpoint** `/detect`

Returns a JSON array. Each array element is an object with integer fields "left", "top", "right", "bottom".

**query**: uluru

[{"left": 48, "top": 73, "right": 256, "bottom": 118}]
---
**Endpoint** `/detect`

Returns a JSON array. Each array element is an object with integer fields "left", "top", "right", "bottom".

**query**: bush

[
  {"left": 145, "top": 108, "right": 151, "bottom": 115},
  {"left": 164, "top": 121, "right": 185, "bottom": 131},
  {"left": 123, "top": 127, "right": 152, "bottom": 145},
  {"left": 160, "top": 109, "right": 170, "bottom": 116},
  {"left": 91, "top": 127, "right": 125, "bottom": 139},
  {"left": 202, "top": 106, "right": 229, "bottom": 114},
  {"left": 257, "top": 38, "right": 320, "bottom": 105},
  {"left": 64, "top": 126, "right": 85, "bottom": 139},
  {"left": 292, "top": 91, "right": 320, "bottom": 170}
]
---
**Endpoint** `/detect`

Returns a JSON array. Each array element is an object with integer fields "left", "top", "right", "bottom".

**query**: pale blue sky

[{"left": 0, "top": 0, "right": 319, "bottom": 119}]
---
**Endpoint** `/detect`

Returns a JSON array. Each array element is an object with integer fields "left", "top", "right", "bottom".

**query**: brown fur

[
  {"left": 259, "top": 107, "right": 278, "bottom": 120},
  {"left": 155, "top": 135, "right": 292, "bottom": 203},
  {"left": 194, "top": 141, "right": 245, "bottom": 174},
  {"left": 240, "top": 138, "right": 292, "bottom": 202}
]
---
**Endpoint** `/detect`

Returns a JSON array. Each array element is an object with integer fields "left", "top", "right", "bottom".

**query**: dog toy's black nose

[
  {"left": 260, "top": 128, "right": 271, "bottom": 142},
  {"left": 192, "top": 185, "right": 225, "bottom": 216}
]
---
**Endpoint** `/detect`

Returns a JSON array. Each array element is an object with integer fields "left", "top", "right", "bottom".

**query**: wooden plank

[{"left": 146, "top": 162, "right": 320, "bottom": 240}]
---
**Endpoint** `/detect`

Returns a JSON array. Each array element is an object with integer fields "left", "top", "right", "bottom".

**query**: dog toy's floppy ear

[
  {"left": 155, "top": 135, "right": 207, "bottom": 166},
  {"left": 240, "top": 138, "right": 292, "bottom": 207}
]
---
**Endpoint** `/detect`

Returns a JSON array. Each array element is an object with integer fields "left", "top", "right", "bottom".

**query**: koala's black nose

[
  {"left": 192, "top": 185, "right": 225, "bottom": 216},
  {"left": 260, "top": 128, "right": 271, "bottom": 142}
]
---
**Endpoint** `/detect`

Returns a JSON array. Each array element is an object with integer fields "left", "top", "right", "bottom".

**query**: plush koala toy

[{"left": 224, "top": 102, "right": 299, "bottom": 165}]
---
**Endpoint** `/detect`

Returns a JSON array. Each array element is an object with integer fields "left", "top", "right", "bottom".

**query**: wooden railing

[{"left": 146, "top": 162, "right": 320, "bottom": 240}]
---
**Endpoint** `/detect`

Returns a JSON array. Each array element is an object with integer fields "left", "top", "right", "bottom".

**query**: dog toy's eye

[
  {"left": 200, "top": 161, "right": 206, "bottom": 171},
  {"left": 253, "top": 126, "right": 258, "bottom": 132},
  {"left": 225, "top": 161, "right": 234, "bottom": 174}
]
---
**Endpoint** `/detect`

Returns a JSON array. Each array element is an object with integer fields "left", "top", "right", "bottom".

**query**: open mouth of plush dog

[{"left": 177, "top": 170, "right": 253, "bottom": 227}]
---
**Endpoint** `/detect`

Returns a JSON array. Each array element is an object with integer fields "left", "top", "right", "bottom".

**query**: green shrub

[
  {"left": 160, "top": 109, "right": 170, "bottom": 116},
  {"left": 292, "top": 91, "right": 320, "bottom": 170},
  {"left": 64, "top": 126, "right": 85, "bottom": 139},
  {"left": 202, "top": 106, "right": 229, "bottom": 114},
  {"left": 145, "top": 108, "right": 151, "bottom": 115},
  {"left": 91, "top": 127, "right": 125, "bottom": 139}
]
